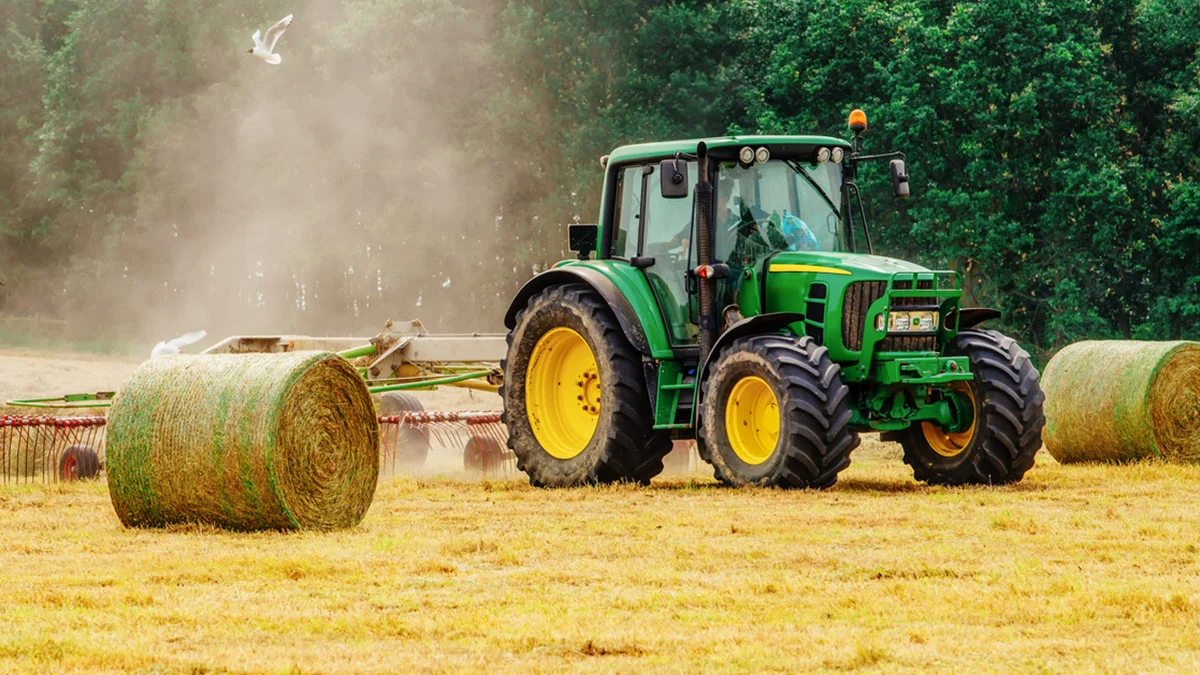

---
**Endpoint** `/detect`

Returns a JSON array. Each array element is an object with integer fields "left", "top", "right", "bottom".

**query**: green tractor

[{"left": 501, "top": 110, "right": 1045, "bottom": 488}]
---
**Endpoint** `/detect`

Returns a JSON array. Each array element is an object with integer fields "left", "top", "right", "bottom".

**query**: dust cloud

[{"left": 70, "top": 0, "right": 552, "bottom": 347}]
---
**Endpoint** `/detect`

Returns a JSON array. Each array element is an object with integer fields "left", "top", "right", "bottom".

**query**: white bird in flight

[
  {"left": 248, "top": 14, "right": 293, "bottom": 65},
  {"left": 151, "top": 330, "right": 207, "bottom": 358}
]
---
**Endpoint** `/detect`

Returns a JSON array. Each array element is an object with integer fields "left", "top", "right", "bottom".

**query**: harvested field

[
  {"left": 2, "top": 445, "right": 1200, "bottom": 673},
  {"left": 4, "top": 349, "right": 1200, "bottom": 672}
]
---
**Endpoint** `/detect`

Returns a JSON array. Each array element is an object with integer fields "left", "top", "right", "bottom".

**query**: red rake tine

[
  {"left": 1, "top": 417, "right": 10, "bottom": 486},
  {"left": 50, "top": 418, "right": 66, "bottom": 484},
  {"left": 20, "top": 419, "right": 36, "bottom": 485}
]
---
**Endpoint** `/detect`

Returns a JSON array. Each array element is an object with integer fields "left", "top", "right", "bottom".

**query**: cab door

[{"left": 638, "top": 162, "right": 699, "bottom": 347}]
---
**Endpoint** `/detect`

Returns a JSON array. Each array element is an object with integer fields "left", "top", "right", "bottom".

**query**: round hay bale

[
  {"left": 1042, "top": 340, "right": 1200, "bottom": 463},
  {"left": 106, "top": 352, "right": 379, "bottom": 530}
]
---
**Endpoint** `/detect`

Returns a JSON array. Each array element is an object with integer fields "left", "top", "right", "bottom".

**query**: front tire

[
  {"left": 894, "top": 328, "right": 1045, "bottom": 485},
  {"left": 698, "top": 335, "right": 859, "bottom": 488},
  {"left": 501, "top": 284, "right": 671, "bottom": 487}
]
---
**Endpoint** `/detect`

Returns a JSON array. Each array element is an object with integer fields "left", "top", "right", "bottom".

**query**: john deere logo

[{"left": 911, "top": 317, "right": 921, "bottom": 327}]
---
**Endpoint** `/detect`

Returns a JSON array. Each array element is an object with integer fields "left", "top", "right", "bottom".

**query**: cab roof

[{"left": 607, "top": 135, "right": 852, "bottom": 165}]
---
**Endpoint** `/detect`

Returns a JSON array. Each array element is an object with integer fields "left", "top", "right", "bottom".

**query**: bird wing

[
  {"left": 264, "top": 14, "right": 293, "bottom": 52},
  {"left": 251, "top": 29, "right": 263, "bottom": 48},
  {"left": 165, "top": 330, "right": 208, "bottom": 351},
  {"left": 150, "top": 341, "right": 172, "bottom": 358}
]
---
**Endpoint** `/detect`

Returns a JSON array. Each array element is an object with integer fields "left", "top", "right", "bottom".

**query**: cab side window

[{"left": 612, "top": 166, "right": 643, "bottom": 259}]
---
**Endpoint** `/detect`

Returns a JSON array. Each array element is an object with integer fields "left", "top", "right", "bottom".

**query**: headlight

[
  {"left": 886, "top": 310, "right": 939, "bottom": 333},
  {"left": 755, "top": 147, "right": 770, "bottom": 164},
  {"left": 739, "top": 146, "right": 755, "bottom": 165},
  {"left": 831, "top": 147, "right": 845, "bottom": 163},
  {"left": 816, "top": 147, "right": 831, "bottom": 163}
]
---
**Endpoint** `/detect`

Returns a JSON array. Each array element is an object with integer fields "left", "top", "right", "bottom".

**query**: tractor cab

[{"left": 598, "top": 136, "right": 859, "bottom": 349}]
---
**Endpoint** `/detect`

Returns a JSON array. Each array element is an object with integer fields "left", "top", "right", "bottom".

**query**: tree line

[{"left": 1, "top": 0, "right": 1197, "bottom": 357}]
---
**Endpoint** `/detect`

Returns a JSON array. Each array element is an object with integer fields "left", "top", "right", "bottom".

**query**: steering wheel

[{"left": 729, "top": 216, "right": 772, "bottom": 248}]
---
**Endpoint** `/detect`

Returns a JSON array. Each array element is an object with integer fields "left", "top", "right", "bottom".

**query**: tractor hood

[{"left": 767, "top": 251, "right": 932, "bottom": 278}]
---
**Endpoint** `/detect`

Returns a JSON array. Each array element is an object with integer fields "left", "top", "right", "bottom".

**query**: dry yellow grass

[{"left": 2, "top": 440, "right": 1200, "bottom": 674}]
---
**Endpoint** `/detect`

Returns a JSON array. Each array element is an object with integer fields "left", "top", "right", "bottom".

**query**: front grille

[
  {"left": 842, "top": 279, "right": 939, "bottom": 353},
  {"left": 842, "top": 281, "right": 886, "bottom": 351},
  {"left": 891, "top": 279, "right": 934, "bottom": 305},
  {"left": 883, "top": 279, "right": 937, "bottom": 352},
  {"left": 879, "top": 334, "right": 937, "bottom": 352}
]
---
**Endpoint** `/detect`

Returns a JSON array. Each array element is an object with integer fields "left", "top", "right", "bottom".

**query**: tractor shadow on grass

[
  {"left": 835, "top": 476, "right": 1054, "bottom": 494},
  {"left": 648, "top": 476, "right": 1053, "bottom": 495},
  {"left": 647, "top": 477, "right": 928, "bottom": 494}
]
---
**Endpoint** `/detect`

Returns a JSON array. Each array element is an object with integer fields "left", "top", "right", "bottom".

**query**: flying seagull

[
  {"left": 248, "top": 14, "right": 293, "bottom": 65},
  {"left": 151, "top": 330, "right": 207, "bottom": 358}
]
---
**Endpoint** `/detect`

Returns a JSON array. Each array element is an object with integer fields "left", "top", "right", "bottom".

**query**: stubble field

[{"left": 1, "top": 349, "right": 1199, "bottom": 673}]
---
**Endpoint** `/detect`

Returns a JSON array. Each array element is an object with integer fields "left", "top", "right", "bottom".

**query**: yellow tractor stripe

[{"left": 768, "top": 264, "right": 852, "bottom": 275}]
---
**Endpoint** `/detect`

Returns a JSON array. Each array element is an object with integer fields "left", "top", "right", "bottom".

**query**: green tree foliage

[
  {"left": 0, "top": 0, "right": 1196, "bottom": 354},
  {"left": 0, "top": 1, "right": 50, "bottom": 292}
]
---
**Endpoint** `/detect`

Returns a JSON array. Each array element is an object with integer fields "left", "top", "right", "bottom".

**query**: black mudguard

[
  {"left": 504, "top": 268, "right": 652, "bottom": 355},
  {"left": 956, "top": 307, "right": 1002, "bottom": 329},
  {"left": 694, "top": 312, "right": 807, "bottom": 416}
]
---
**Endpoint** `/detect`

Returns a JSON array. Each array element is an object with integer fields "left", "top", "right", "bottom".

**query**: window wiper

[{"left": 785, "top": 160, "right": 840, "bottom": 216}]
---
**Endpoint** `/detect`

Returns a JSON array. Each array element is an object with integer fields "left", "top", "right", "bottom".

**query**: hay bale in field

[
  {"left": 106, "top": 352, "right": 379, "bottom": 530},
  {"left": 1042, "top": 341, "right": 1200, "bottom": 463}
]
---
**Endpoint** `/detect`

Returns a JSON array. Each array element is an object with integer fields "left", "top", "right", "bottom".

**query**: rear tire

[
  {"left": 501, "top": 283, "right": 671, "bottom": 487},
  {"left": 376, "top": 392, "right": 430, "bottom": 470},
  {"left": 895, "top": 328, "right": 1045, "bottom": 485},
  {"left": 698, "top": 335, "right": 858, "bottom": 488}
]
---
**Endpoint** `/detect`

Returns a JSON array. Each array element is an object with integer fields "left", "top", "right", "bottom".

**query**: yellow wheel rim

[
  {"left": 525, "top": 327, "right": 600, "bottom": 459},
  {"left": 922, "top": 381, "right": 978, "bottom": 457},
  {"left": 725, "top": 376, "right": 780, "bottom": 465}
]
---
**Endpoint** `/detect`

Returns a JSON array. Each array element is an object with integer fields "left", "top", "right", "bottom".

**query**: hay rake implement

[
  {"left": 0, "top": 416, "right": 107, "bottom": 484},
  {"left": 378, "top": 411, "right": 513, "bottom": 476},
  {"left": 7, "top": 320, "right": 509, "bottom": 411},
  {"left": 3, "top": 319, "right": 516, "bottom": 482},
  {"left": 0, "top": 411, "right": 513, "bottom": 483}
]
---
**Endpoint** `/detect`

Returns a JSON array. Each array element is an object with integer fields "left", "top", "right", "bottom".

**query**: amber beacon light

[{"left": 848, "top": 109, "right": 868, "bottom": 132}]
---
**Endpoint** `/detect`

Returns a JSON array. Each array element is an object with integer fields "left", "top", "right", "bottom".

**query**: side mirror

[
  {"left": 568, "top": 223, "right": 598, "bottom": 259},
  {"left": 890, "top": 159, "right": 910, "bottom": 199},
  {"left": 659, "top": 159, "right": 689, "bottom": 199}
]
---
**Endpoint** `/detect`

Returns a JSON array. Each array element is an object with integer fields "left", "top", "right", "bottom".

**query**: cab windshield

[{"left": 714, "top": 159, "right": 848, "bottom": 269}]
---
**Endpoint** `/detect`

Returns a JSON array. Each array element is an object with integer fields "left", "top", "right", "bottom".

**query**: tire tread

[
  {"left": 900, "top": 328, "right": 1045, "bottom": 485},
  {"left": 699, "top": 335, "right": 859, "bottom": 489},
  {"left": 501, "top": 284, "right": 671, "bottom": 487}
]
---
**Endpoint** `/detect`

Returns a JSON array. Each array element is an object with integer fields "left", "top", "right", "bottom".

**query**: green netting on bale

[
  {"left": 1042, "top": 341, "right": 1200, "bottom": 464},
  {"left": 106, "top": 352, "right": 379, "bottom": 530}
]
